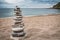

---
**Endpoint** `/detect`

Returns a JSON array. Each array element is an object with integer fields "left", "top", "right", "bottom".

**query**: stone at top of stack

[{"left": 14, "top": 6, "right": 22, "bottom": 16}]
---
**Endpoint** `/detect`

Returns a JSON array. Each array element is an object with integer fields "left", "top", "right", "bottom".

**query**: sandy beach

[{"left": 0, "top": 14, "right": 60, "bottom": 40}]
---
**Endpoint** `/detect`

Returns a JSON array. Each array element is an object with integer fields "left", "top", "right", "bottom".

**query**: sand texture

[{"left": 0, "top": 15, "right": 60, "bottom": 40}]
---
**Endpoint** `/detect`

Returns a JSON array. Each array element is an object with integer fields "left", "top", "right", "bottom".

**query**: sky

[{"left": 0, "top": 0, "right": 60, "bottom": 8}]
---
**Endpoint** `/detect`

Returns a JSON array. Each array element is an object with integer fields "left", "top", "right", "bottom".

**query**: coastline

[{"left": 0, "top": 14, "right": 60, "bottom": 19}]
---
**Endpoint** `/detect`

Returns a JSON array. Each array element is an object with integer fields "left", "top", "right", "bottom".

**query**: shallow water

[{"left": 0, "top": 8, "right": 60, "bottom": 18}]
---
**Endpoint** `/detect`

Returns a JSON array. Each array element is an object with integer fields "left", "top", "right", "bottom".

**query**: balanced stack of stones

[{"left": 11, "top": 6, "right": 25, "bottom": 39}]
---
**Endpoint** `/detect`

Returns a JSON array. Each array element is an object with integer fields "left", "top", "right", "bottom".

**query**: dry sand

[{"left": 0, "top": 14, "right": 60, "bottom": 40}]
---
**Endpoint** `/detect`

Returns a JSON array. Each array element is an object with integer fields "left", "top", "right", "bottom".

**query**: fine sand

[{"left": 0, "top": 14, "right": 60, "bottom": 40}]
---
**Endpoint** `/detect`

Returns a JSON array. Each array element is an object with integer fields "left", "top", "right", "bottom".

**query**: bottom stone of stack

[{"left": 12, "top": 32, "right": 25, "bottom": 37}]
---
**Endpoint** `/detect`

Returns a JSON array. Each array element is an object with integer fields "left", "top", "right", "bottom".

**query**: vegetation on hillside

[{"left": 53, "top": 2, "right": 60, "bottom": 9}]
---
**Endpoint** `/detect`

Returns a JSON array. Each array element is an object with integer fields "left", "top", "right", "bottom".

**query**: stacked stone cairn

[{"left": 11, "top": 6, "right": 25, "bottom": 40}]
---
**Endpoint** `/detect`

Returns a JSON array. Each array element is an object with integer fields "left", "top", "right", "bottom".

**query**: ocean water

[{"left": 0, "top": 8, "right": 60, "bottom": 18}]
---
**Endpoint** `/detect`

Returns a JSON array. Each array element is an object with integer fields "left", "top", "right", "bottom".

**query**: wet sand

[{"left": 0, "top": 14, "right": 60, "bottom": 40}]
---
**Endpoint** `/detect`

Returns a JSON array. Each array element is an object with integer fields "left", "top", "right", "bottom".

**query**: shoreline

[
  {"left": 0, "top": 14, "right": 60, "bottom": 18},
  {"left": 0, "top": 14, "right": 60, "bottom": 19}
]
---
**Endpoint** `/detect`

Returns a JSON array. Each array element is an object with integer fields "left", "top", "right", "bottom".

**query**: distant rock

[{"left": 53, "top": 2, "right": 60, "bottom": 9}]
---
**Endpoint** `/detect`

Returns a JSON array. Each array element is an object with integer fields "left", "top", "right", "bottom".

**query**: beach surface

[{"left": 0, "top": 14, "right": 60, "bottom": 40}]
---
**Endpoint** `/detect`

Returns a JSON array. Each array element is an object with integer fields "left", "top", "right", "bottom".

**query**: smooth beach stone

[
  {"left": 14, "top": 8, "right": 21, "bottom": 12},
  {"left": 13, "top": 16, "right": 22, "bottom": 19},
  {"left": 12, "top": 24, "right": 24, "bottom": 28},
  {"left": 12, "top": 32, "right": 25, "bottom": 37},
  {"left": 12, "top": 27, "right": 24, "bottom": 31},
  {"left": 16, "top": 16, "right": 23, "bottom": 18},
  {"left": 14, "top": 21, "right": 23, "bottom": 24},
  {"left": 14, "top": 11, "right": 20, "bottom": 14},
  {"left": 15, "top": 14, "right": 22, "bottom": 16},
  {"left": 14, "top": 18, "right": 22, "bottom": 21},
  {"left": 15, "top": 21, "right": 23, "bottom": 23},
  {"left": 15, "top": 22, "right": 22, "bottom": 24},
  {"left": 13, "top": 30, "right": 24, "bottom": 33},
  {"left": 14, "top": 22, "right": 24, "bottom": 25},
  {"left": 14, "top": 18, "right": 22, "bottom": 20}
]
